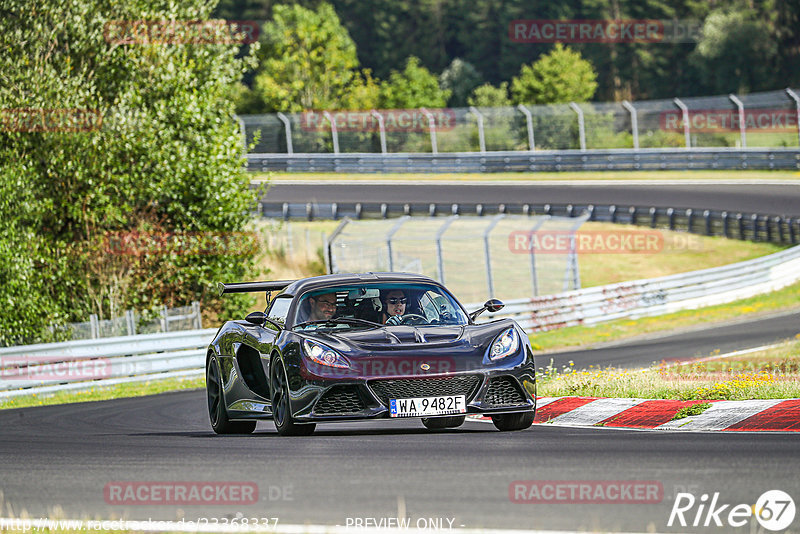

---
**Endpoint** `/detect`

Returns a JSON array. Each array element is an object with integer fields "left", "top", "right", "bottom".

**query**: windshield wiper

[{"left": 293, "top": 317, "right": 384, "bottom": 330}]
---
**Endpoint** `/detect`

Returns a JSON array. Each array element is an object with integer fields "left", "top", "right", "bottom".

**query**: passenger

[{"left": 380, "top": 289, "right": 407, "bottom": 325}]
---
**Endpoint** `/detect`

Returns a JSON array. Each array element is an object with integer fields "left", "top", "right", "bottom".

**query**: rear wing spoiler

[{"left": 218, "top": 280, "right": 296, "bottom": 296}]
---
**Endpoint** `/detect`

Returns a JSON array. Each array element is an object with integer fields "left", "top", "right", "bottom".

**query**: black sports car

[{"left": 206, "top": 272, "right": 536, "bottom": 436}]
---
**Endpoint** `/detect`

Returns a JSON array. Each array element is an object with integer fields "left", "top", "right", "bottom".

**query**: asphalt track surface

[
  {"left": 2, "top": 315, "right": 800, "bottom": 533},
  {"left": 262, "top": 182, "right": 800, "bottom": 216},
  {"left": 3, "top": 181, "right": 799, "bottom": 532},
  {"left": 540, "top": 309, "right": 800, "bottom": 371}
]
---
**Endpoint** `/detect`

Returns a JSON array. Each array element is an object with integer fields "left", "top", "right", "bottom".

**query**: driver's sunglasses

[
  {"left": 387, "top": 297, "right": 407, "bottom": 305},
  {"left": 314, "top": 298, "right": 337, "bottom": 308}
]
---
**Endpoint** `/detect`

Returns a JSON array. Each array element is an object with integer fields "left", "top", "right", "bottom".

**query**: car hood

[{"left": 303, "top": 320, "right": 515, "bottom": 355}]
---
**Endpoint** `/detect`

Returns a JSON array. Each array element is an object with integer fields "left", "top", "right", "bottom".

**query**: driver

[
  {"left": 381, "top": 289, "right": 407, "bottom": 325},
  {"left": 307, "top": 293, "right": 337, "bottom": 322}
]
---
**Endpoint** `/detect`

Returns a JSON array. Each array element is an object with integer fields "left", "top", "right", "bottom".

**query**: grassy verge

[
  {"left": 256, "top": 170, "right": 800, "bottom": 183},
  {"left": 0, "top": 375, "right": 204, "bottom": 411},
  {"left": 538, "top": 339, "right": 800, "bottom": 400},
  {"left": 530, "top": 280, "right": 800, "bottom": 353}
]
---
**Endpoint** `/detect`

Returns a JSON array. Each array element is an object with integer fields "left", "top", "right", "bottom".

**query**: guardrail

[
  {"left": 260, "top": 202, "right": 799, "bottom": 245},
  {"left": 475, "top": 244, "right": 800, "bottom": 332},
  {"left": 0, "top": 329, "right": 216, "bottom": 399},
  {"left": 247, "top": 148, "right": 800, "bottom": 173}
]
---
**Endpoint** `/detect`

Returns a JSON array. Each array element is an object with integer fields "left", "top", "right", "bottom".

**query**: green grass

[
  {"left": 538, "top": 340, "right": 800, "bottom": 400},
  {"left": 530, "top": 280, "right": 800, "bottom": 353},
  {"left": 256, "top": 170, "right": 800, "bottom": 182},
  {"left": 0, "top": 375, "right": 204, "bottom": 411},
  {"left": 672, "top": 403, "right": 712, "bottom": 420}
]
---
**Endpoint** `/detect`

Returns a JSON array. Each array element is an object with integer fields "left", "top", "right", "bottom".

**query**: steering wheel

[{"left": 386, "top": 313, "right": 428, "bottom": 326}]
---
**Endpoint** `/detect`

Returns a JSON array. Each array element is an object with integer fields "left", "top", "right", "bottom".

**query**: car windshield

[{"left": 292, "top": 283, "right": 468, "bottom": 331}]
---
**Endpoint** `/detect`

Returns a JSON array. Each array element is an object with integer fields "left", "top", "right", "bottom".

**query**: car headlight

[
  {"left": 489, "top": 327, "right": 519, "bottom": 360},
  {"left": 303, "top": 339, "right": 350, "bottom": 369}
]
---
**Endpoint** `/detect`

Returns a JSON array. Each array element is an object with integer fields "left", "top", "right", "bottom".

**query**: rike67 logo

[{"left": 668, "top": 490, "right": 795, "bottom": 531}]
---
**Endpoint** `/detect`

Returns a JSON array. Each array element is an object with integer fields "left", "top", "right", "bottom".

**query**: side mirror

[
  {"left": 485, "top": 298, "right": 505, "bottom": 312},
  {"left": 469, "top": 298, "right": 505, "bottom": 321},
  {"left": 245, "top": 311, "right": 267, "bottom": 326}
]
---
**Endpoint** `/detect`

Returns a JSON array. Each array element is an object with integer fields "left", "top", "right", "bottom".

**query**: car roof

[{"left": 279, "top": 272, "right": 440, "bottom": 298}]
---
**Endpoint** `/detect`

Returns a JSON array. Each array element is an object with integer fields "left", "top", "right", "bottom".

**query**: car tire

[
  {"left": 421, "top": 415, "right": 466, "bottom": 430},
  {"left": 206, "top": 355, "right": 257, "bottom": 434},
  {"left": 491, "top": 411, "right": 534, "bottom": 431},
  {"left": 270, "top": 358, "right": 316, "bottom": 436}
]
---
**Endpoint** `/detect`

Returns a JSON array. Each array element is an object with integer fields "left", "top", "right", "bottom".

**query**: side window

[{"left": 267, "top": 297, "right": 292, "bottom": 326}]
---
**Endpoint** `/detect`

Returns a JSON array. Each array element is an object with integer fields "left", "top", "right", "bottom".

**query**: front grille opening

[
  {"left": 314, "top": 385, "right": 367, "bottom": 415},
  {"left": 484, "top": 376, "right": 527, "bottom": 407},
  {"left": 368, "top": 375, "right": 482, "bottom": 406}
]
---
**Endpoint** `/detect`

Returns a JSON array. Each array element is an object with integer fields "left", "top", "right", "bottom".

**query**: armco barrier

[
  {"left": 260, "top": 202, "right": 800, "bottom": 245},
  {"left": 247, "top": 148, "right": 800, "bottom": 173},
  {"left": 473, "top": 244, "right": 800, "bottom": 332},
  {"left": 0, "top": 329, "right": 215, "bottom": 398}
]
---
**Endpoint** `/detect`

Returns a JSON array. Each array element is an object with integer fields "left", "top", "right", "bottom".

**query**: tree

[
  {"left": 439, "top": 59, "right": 483, "bottom": 107},
  {"left": 253, "top": 2, "right": 359, "bottom": 111},
  {"left": 511, "top": 44, "right": 598, "bottom": 105},
  {"left": 467, "top": 82, "right": 511, "bottom": 108},
  {"left": 379, "top": 56, "right": 451, "bottom": 109},
  {"left": 691, "top": 8, "right": 779, "bottom": 94},
  {"left": 0, "top": 0, "right": 261, "bottom": 343}
]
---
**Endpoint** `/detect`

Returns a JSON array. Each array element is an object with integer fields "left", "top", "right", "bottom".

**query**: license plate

[{"left": 389, "top": 395, "right": 466, "bottom": 418}]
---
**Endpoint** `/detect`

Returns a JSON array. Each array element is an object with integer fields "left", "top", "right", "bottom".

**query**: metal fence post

[
  {"left": 276, "top": 112, "right": 293, "bottom": 154},
  {"left": 468, "top": 106, "right": 486, "bottom": 153},
  {"left": 528, "top": 216, "right": 550, "bottom": 296},
  {"left": 517, "top": 104, "right": 535, "bottom": 151},
  {"left": 569, "top": 102, "right": 586, "bottom": 151},
  {"left": 385, "top": 216, "right": 410, "bottom": 271},
  {"left": 420, "top": 108, "right": 438, "bottom": 154},
  {"left": 370, "top": 110, "right": 388, "bottom": 154},
  {"left": 786, "top": 88, "right": 800, "bottom": 147},
  {"left": 622, "top": 100, "right": 639, "bottom": 150},
  {"left": 236, "top": 115, "right": 247, "bottom": 155},
  {"left": 192, "top": 301, "right": 202, "bottom": 329},
  {"left": 125, "top": 309, "right": 136, "bottom": 336},
  {"left": 323, "top": 111, "right": 340, "bottom": 154},
  {"left": 161, "top": 305, "right": 169, "bottom": 333},
  {"left": 729, "top": 94, "right": 747, "bottom": 148},
  {"left": 564, "top": 216, "right": 587, "bottom": 291},
  {"left": 90, "top": 314, "right": 99, "bottom": 339},
  {"left": 673, "top": 98, "right": 691, "bottom": 149},
  {"left": 435, "top": 215, "right": 458, "bottom": 284},
  {"left": 325, "top": 218, "right": 351, "bottom": 274},
  {"left": 482, "top": 215, "right": 505, "bottom": 298}
]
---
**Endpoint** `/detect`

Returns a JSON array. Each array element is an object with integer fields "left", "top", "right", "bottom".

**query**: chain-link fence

[
  {"left": 327, "top": 215, "right": 588, "bottom": 304},
  {"left": 53, "top": 302, "right": 202, "bottom": 341},
  {"left": 242, "top": 88, "right": 800, "bottom": 154}
]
